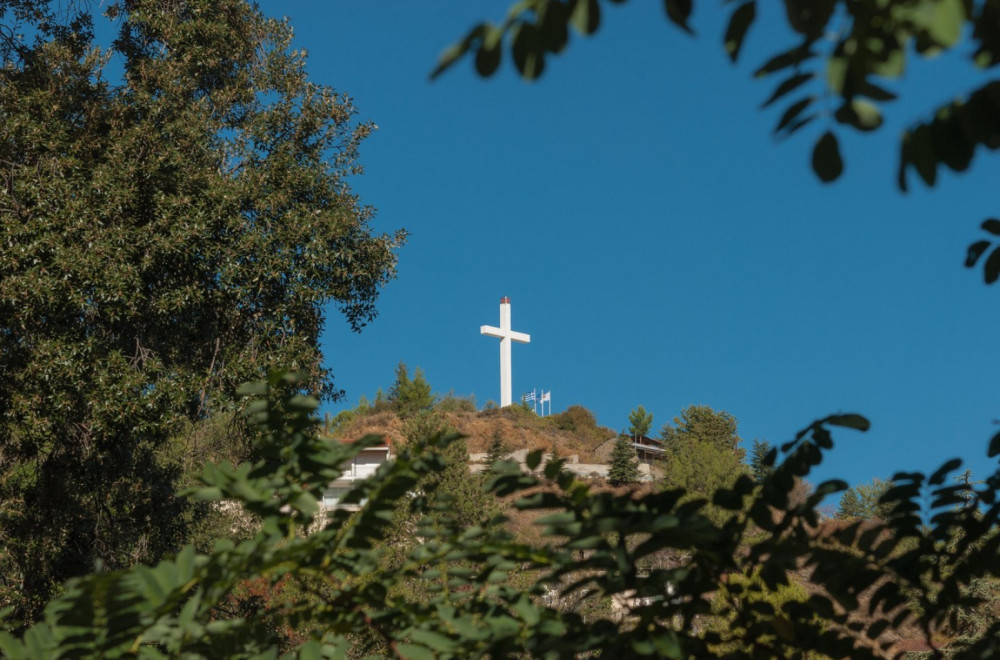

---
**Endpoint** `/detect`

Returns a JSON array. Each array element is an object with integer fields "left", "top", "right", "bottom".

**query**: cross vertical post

[{"left": 480, "top": 296, "right": 530, "bottom": 407}]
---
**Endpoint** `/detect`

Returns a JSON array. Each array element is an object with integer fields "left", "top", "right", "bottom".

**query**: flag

[
  {"left": 540, "top": 391, "right": 551, "bottom": 403},
  {"left": 523, "top": 390, "right": 537, "bottom": 403}
]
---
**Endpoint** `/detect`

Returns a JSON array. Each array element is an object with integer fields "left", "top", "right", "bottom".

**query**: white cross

[{"left": 480, "top": 296, "right": 530, "bottom": 407}]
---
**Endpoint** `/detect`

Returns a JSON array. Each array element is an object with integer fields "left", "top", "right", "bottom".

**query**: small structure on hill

[
  {"left": 322, "top": 437, "right": 392, "bottom": 510},
  {"left": 631, "top": 434, "right": 666, "bottom": 466},
  {"left": 469, "top": 448, "right": 652, "bottom": 481}
]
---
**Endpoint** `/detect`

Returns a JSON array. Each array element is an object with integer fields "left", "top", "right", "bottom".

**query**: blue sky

[{"left": 254, "top": 2, "right": 1000, "bottom": 491}]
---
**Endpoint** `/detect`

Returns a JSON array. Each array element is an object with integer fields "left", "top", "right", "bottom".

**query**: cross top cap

[{"left": 500, "top": 296, "right": 510, "bottom": 304}]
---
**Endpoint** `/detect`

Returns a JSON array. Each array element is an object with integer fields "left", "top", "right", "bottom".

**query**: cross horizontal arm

[
  {"left": 509, "top": 331, "right": 530, "bottom": 343},
  {"left": 480, "top": 326, "right": 531, "bottom": 343}
]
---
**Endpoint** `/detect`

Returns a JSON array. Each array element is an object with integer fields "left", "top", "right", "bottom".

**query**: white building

[{"left": 322, "top": 438, "right": 392, "bottom": 510}]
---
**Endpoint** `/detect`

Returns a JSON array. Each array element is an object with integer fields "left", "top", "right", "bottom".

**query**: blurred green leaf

[
  {"left": 664, "top": 0, "right": 694, "bottom": 34},
  {"left": 812, "top": 131, "right": 843, "bottom": 183},
  {"left": 570, "top": 0, "right": 601, "bottom": 35},
  {"left": 762, "top": 72, "right": 812, "bottom": 108},
  {"left": 724, "top": 2, "right": 756, "bottom": 62},
  {"left": 826, "top": 414, "right": 869, "bottom": 431}
]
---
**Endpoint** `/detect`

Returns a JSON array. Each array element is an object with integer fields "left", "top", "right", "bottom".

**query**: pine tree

[
  {"left": 608, "top": 434, "right": 640, "bottom": 486},
  {"left": 402, "top": 410, "right": 451, "bottom": 444},
  {"left": 485, "top": 429, "right": 512, "bottom": 467},
  {"left": 749, "top": 439, "right": 774, "bottom": 483},
  {"left": 836, "top": 478, "right": 894, "bottom": 520},
  {"left": 389, "top": 363, "right": 435, "bottom": 417},
  {"left": 627, "top": 405, "right": 653, "bottom": 438}
]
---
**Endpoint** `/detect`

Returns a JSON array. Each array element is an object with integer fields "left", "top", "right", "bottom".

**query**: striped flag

[{"left": 523, "top": 389, "right": 537, "bottom": 403}]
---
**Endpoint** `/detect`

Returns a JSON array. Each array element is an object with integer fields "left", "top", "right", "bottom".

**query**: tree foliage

[
  {"left": 608, "top": 433, "right": 640, "bottom": 485},
  {"left": 836, "top": 477, "right": 895, "bottom": 521},
  {"left": 485, "top": 428, "right": 512, "bottom": 467},
  {"left": 749, "top": 439, "right": 775, "bottom": 483},
  {"left": 433, "top": 0, "right": 1000, "bottom": 285},
  {"left": 7, "top": 377, "right": 1000, "bottom": 658},
  {"left": 661, "top": 433, "right": 749, "bottom": 526},
  {"left": 389, "top": 363, "right": 435, "bottom": 418},
  {"left": 627, "top": 405, "right": 653, "bottom": 438},
  {"left": 550, "top": 403, "right": 616, "bottom": 446},
  {"left": 660, "top": 404, "right": 743, "bottom": 455},
  {"left": 0, "top": 0, "right": 403, "bottom": 621}
]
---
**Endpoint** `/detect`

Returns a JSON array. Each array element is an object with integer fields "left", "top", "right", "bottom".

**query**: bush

[
  {"left": 435, "top": 391, "right": 477, "bottom": 413},
  {"left": 549, "top": 404, "right": 616, "bottom": 446},
  {"left": 705, "top": 569, "right": 817, "bottom": 657}
]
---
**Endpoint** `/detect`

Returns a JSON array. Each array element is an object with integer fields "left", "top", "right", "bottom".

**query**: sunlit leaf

[{"left": 570, "top": 0, "right": 601, "bottom": 35}]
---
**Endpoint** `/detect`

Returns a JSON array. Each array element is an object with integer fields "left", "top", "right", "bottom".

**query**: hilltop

[{"left": 328, "top": 397, "right": 617, "bottom": 464}]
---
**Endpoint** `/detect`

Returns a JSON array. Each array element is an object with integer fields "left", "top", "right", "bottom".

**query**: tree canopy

[
  {"left": 660, "top": 404, "right": 743, "bottom": 455},
  {"left": 627, "top": 405, "right": 653, "bottom": 438},
  {"left": 749, "top": 439, "right": 775, "bottom": 483},
  {"left": 389, "top": 363, "right": 435, "bottom": 418},
  {"left": 0, "top": 0, "right": 403, "bottom": 621},
  {"left": 836, "top": 477, "right": 895, "bottom": 521}
]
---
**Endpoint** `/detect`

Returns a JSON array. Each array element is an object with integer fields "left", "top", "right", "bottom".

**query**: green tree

[
  {"left": 13, "top": 382, "right": 1000, "bottom": 659},
  {"left": 748, "top": 439, "right": 774, "bottom": 483},
  {"left": 608, "top": 433, "right": 640, "bottom": 485},
  {"left": 549, "top": 404, "right": 616, "bottom": 446},
  {"left": 835, "top": 477, "right": 895, "bottom": 520},
  {"left": 627, "top": 405, "right": 653, "bottom": 438},
  {"left": 705, "top": 568, "right": 815, "bottom": 657},
  {"left": 0, "top": 0, "right": 403, "bottom": 621},
  {"left": 660, "top": 405, "right": 743, "bottom": 456},
  {"left": 389, "top": 362, "right": 435, "bottom": 418},
  {"left": 485, "top": 428, "right": 512, "bottom": 467},
  {"left": 402, "top": 409, "right": 451, "bottom": 445},
  {"left": 423, "top": 435, "right": 504, "bottom": 532},
  {"left": 373, "top": 387, "right": 393, "bottom": 412},
  {"left": 661, "top": 434, "right": 749, "bottom": 525}
]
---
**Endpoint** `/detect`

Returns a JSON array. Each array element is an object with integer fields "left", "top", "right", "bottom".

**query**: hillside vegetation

[
  {"left": 331, "top": 398, "right": 615, "bottom": 463},
  {"left": 6, "top": 373, "right": 1000, "bottom": 658}
]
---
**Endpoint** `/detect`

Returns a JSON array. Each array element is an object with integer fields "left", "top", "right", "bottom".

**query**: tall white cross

[{"left": 480, "top": 296, "right": 530, "bottom": 407}]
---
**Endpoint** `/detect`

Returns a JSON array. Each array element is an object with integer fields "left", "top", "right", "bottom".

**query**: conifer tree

[
  {"left": 389, "top": 363, "right": 435, "bottom": 417},
  {"left": 608, "top": 433, "right": 640, "bottom": 486},
  {"left": 627, "top": 405, "right": 653, "bottom": 438},
  {"left": 485, "top": 429, "right": 512, "bottom": 467},
  {"left": 836, "top": 478, "right": 894, "bottom": 520},
  {"left": 749, "top": 439, "right": 774, "bottom": 483}
]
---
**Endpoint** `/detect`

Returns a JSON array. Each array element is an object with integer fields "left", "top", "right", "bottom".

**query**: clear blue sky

[{"left": 257, "top": 1, "right": 1000, "bottom": 491}]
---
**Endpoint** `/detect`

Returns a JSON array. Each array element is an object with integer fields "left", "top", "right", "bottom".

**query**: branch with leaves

[
  {"left": 433, "top": 0, "right": 1000, "bottom": 285},
  {"left": 4, "top": 373, "right": 1000, "bottom": 658}
]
